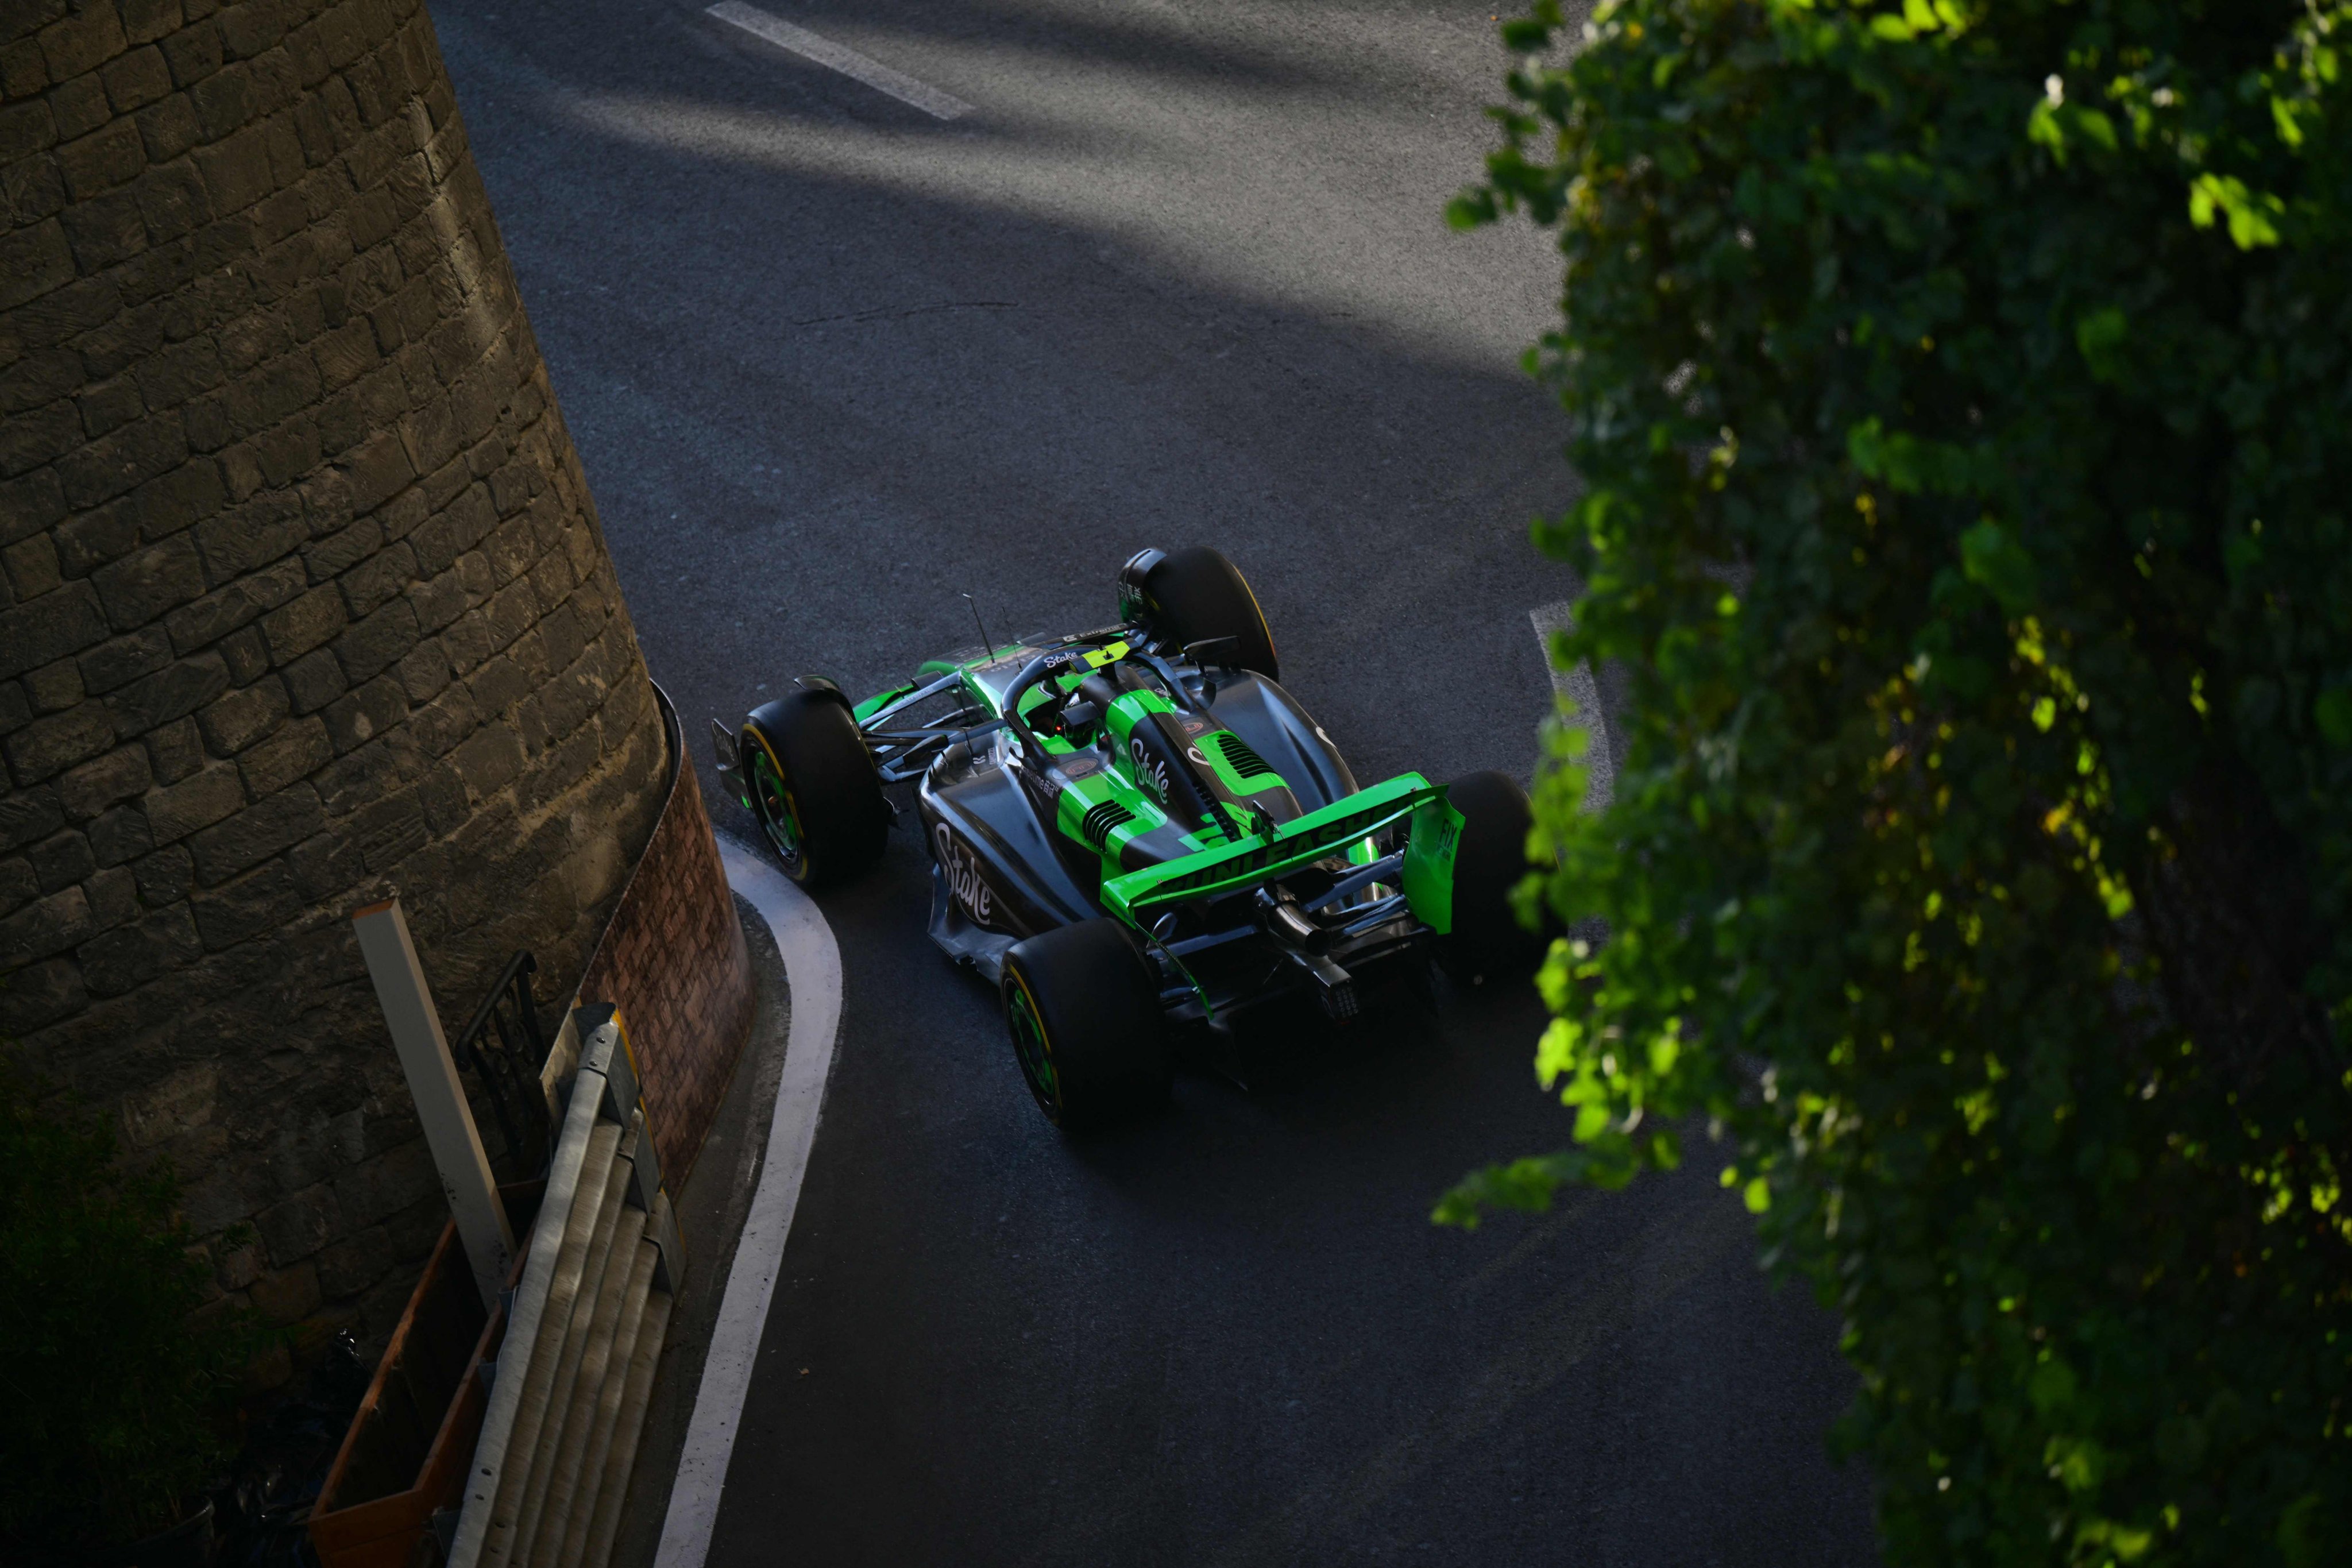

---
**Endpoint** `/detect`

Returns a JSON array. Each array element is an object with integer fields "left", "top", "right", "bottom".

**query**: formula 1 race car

[{"left": 711, "top": 548, "right": 1540, "bottom": 1129}]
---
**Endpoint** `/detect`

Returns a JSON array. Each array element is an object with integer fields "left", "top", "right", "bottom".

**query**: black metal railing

[{"left": 451, "top": 950, "right": 554, "bottom": 1177}]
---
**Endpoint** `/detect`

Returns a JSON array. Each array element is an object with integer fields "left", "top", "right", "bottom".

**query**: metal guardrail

[
  {"left": 451, "top": 951, "right": 555, "bottom": 1179},
  {"left": 446, "top": 1005, "right": 681, "bottom": 1568}
]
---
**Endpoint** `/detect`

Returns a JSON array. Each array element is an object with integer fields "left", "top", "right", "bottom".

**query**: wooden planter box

[{"left": 309, "top": 1187, "right": 539, "bottom": 1568}]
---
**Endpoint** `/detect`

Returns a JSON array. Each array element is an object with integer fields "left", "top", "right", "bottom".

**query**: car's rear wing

[{"left": 1099, "top": 772, "right": 1439, "bottom": 922}]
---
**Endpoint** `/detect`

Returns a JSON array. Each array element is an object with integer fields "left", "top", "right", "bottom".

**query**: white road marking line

[
  {"left": 654, "top": 835, "right": 845, "bottom": 1568},
  {"left": 706, "top": 2, "right": 974, "bottom": 121},
  {"left": 1530, "top": 601, "right": 1614, "bottom": 812}
]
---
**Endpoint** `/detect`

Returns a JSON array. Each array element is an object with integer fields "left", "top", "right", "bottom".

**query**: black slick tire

[
  {"left": 1001, "top": 919, "right": 1172, "bottom": 1131},
  {"left": 1142, "top": 547, "right": 1279, "bottom": 680},
  {"left": 740, "top": 688, "right": 888, "bottom": 888},
  {"left": 1436, "top": 770, "right": 1545, "bottom": 986}
]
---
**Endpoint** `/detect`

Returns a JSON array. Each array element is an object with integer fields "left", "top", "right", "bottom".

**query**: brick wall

[
  {"left": 580, "top": 694, "right": 753, "bottom": 1193},
  {"left": 0, "top": 0, "right": 670, "bottom": 1374}
]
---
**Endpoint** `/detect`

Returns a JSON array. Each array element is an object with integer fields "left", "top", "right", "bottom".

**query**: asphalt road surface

[{"left": 434, "top": 3, "right": 1880, "bottom": 1562}]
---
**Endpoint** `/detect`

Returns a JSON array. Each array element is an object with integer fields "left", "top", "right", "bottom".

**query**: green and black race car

[{"left": 712, "top": 547, "right": 1540, "bottom": 1129}]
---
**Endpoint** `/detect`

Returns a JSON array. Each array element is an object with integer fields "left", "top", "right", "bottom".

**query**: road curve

[{"left": 435, "top": 2, "right": 1880, "bottom": 1562}]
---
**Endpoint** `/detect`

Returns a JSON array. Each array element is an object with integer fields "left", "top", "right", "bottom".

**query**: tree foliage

[
  {"left": 0, "top": 1065, "right": 259, "bottom": 1544},
  {"left": 1443, "top": 1, "right": 2352, "bottom": 1561}
]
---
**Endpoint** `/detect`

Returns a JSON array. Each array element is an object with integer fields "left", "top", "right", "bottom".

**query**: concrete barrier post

[{"left": 354, "top": 895, "right": 515, "bottom": 1310}]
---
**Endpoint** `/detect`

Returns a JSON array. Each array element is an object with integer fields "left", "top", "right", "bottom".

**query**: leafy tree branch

[{"left": 1447, "top": 1, "right": 2352, "bottom": 1561}]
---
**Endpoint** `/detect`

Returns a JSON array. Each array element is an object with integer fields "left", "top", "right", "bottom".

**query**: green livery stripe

[
  {"left": 1103, "top": 687, "right": 1176, "bottom": 747},
  {"left": 1108, "top": 812, "right": 1161, "bottom": 857},
  {"left": 1101, "top": 773, "right": 1436, "bottom": 920},
  {"left": 852, "top": 682, "right": 917, "bottom": 721}
]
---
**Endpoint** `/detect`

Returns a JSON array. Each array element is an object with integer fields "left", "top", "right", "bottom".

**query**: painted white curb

[
  {"left": 653, "top": 835, "right": 844, "bottom": 1568},
  {"left": 1530, "top": 601, "right": 1615, "bottom": 812}
]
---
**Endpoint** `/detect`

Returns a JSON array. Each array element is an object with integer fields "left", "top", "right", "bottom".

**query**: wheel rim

[
  {"left": 1005, "top": 971, "right": 1059, "bottom": 1113},
  {"left": 750, "top": 746, "right": 806, "bottom": 874}
]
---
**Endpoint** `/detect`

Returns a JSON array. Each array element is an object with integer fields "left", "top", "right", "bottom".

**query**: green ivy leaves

[
  {"left": 1959, "top": 521, "right": 2036, "bottom": 615},
  {"left": 1444, "top": 0, "right": 2352, "bottom": 1562},
  {"left": 2187, "top": 173, "right": 2285, "bottom": 248}
]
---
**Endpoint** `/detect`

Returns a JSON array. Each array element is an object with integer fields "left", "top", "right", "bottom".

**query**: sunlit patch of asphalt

[{"left": 531, "top": 21, "right": 1557, "bottom": 377}]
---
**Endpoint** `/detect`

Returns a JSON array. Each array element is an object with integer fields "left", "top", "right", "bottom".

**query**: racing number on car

[{"left": 934, "top": 823, "right": 997, "bottom": 924}]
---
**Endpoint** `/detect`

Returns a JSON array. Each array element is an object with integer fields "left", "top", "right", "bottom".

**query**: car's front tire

[
  {"left": 741, "top": 689, "right": 888, "bottom": 888},
  {"left": 1001, "top": 920, "right": 1171, "bottom": 1130}
]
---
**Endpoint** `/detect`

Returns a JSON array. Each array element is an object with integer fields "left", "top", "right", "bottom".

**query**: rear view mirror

[{"left": 1181, "top": 636, "right": 1239, "bottom": 667}]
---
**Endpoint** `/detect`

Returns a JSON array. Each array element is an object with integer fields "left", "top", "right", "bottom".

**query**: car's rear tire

[
  {"left": 1140, "top": 547, "right": 1279, "bottom": 680},
  {"left": 1002, "top": 919, "right": 1171, "bottom": 1130},
  {"left": 741, "top": 689, "right": 888, "bottom": 888},
  {"left": 1435, "top": 770, "right": 1546, "bottom": 986}
]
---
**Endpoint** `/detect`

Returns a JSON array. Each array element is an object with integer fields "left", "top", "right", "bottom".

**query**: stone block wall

[
  {"left": 579, "top": 698, "right": 753, "bottom": 1194},
  {"left": 0, "top": 0, "right": 669, "bottom": 1374}
]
